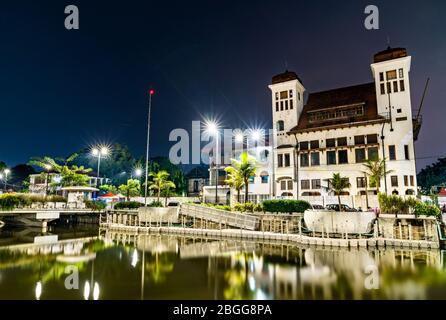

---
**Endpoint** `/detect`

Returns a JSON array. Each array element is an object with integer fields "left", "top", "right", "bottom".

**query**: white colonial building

[{"left": 269, "top": 47, "right": 419, "bottom": 203}]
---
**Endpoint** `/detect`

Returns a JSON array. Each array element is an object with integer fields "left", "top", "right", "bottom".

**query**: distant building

[
  {"left": 29, "top": 172, "right": 109, "bottom": 195},
  {"left": 185, "top": 166, "right": 209, "bottom": 197},
  {"left": 269, "top": 47, "right": 419, "bottom": 200}
]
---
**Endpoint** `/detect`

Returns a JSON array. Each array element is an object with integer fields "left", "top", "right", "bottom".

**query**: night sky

[{"left": 1, "top": 0, "right": 445, "bottom": 171}]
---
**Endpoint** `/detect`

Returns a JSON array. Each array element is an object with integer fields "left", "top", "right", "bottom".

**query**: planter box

[
  {"left": 304, "top": 210, "right": 376, "bottom": 234},
  {"left": 138, "top": 207, "right": 179, "bottom": 223}
]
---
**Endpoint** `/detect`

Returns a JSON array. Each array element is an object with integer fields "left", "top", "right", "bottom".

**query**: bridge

[{"left": 0, "top": 209, "right": 99, "bottom": 229}]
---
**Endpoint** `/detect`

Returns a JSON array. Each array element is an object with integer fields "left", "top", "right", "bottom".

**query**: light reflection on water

[{"left": 0, "top": 226, "right": 446, "bottom": 300}]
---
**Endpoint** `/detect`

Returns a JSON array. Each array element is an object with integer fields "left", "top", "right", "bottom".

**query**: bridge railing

[{"left": 180, "top": 203, "right": 258, "bottom": 230}]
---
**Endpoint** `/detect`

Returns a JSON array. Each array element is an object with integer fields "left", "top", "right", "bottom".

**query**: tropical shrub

[
  {"left": 214, "top": 204, "right": 232, "bottom": 211},
  {"left": 414, "top": 202, "right": 441, "bottom": 217},
  {"left": 378, "top": 193, "right": 441, "bottom": 217},
  {"left": 27, "top": 194, "right": 47, "bottom": 205},
  {"left": 147, "top": 200, "right": 164, "bottom": 207},
  {"left": 262, "top": 200, "right": 311, "bottom": 214},
  {"left": 85, "top": 200, "right": 107, "bottom": 211},
  {"left": 114, "top": 201, "right": 144, "bottom": 210},
  {"left": 0, "top": 194, "right": 21, "bottom": 211},
  {"left": 232, "top": 202, "right": 263, "bottom": 213},
  {"left": 16, "top": 194, "right": 32, "bottom": 207},
  {"left": 47, "top": 195, "right": 68, "bottom": 203}
]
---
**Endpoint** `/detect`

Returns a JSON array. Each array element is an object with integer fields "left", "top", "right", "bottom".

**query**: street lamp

[
  {"left": 251, "top": 129, "right": 261, "bottom": 143},
  {"left": 134, "top": 168, "right": 142, "bottom": 179},
  {"left": 3, "top": 169, "right": 10, "bottom": 191},
  {"left": 44, "top": 164, "right": 52, "bottom": 196},
  {"left": 205, "top": 121, "right": 219, "bottom": 204},
  {"left": 91, "top": 146, "right": 109, "bottom": 186},
  {"left": 144, "top": 89, "right": 155, "bottom": 206}
]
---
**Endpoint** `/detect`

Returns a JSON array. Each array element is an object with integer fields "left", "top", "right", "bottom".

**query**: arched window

[
  {"left": 276, "top": 120, "right": 284, "bottom": 132},
  {"left": 392, "top": 190, "right": 399, "bottom": 195},
  {"left": 405, "top": 189, "right": 415, "bottom": 195}
]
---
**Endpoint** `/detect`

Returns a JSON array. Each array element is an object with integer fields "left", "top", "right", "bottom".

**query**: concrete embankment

[{"left": 101, "top": 223, "right": 439, "bottom": 250}]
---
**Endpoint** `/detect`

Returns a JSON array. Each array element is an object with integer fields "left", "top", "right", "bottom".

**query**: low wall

[
  {"left": 304, "top": 210, "right": 376, "bottom": 234},
  {"left": 300, "top": 195, "right": 379, "bottom": 210},
  {"left": 138, "top": 207, "right": 180, "bottom": 223},
  {"left": 131, "top": 196, "right": 200, "bottom": 205}
]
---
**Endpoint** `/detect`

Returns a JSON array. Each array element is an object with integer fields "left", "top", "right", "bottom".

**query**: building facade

[{"left": 269, "top": 47, "right": 419, "bottom": 200}]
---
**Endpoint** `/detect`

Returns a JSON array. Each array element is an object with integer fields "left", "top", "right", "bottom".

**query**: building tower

[
  {"left": 370, "top": 47, "right": 417, "bottom": 194},
  {"left": 268, "top": 71, "right": 305, "bottom": 198}
]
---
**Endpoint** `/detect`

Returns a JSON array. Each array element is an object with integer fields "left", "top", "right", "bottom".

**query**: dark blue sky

[{"left": 1, "top": 0, "right": 445, "bottom": 171}]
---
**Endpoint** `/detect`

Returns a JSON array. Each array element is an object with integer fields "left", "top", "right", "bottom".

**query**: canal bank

[{"left": 101, "top": 223, "right": 440, "bottom": 250}]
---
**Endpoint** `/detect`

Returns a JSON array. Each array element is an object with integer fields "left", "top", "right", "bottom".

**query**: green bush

[
  {"left": 27, "top": 194, "right": 46, "bottom": 205},
  {"left": 214, "top": 204, "right": 231, "bottom": 211},
  {"left": 85, "top": 200, "right": 107, "bottom": 211},
  {"left": 253, "top": 203, "right": 263, "bottom": 212},
  {"left": 414, "top": 202, "right": 441, "bottom": 217},
  {"left": 147, "top": 200, "right": 163, "bottom": 207},
  {"left": 16, "top": 194, "right": 32, "bottom": 207},
  {"left": 47, "top": 195, "right": 68, "bottom": 203},
  {"left": 232, "top": 202, "right": 264, "bottom": 213},
  {"left": 378, "top": 193, "right": 441, "bottom": 217},
  {"left": 378, "top": 193, "right": 409, "bottom": 214},
  {"left": 0, "top": 194, "right": 21, "bottom": 211},
  {"left": 0, "top": 193, "right": 69, "bottom": 210},
  {"left": 262, "top": 200, "right": 310, "bottom": 213},
  {"left": 114, "top": 201, "right": 144, "bottom": 210}
]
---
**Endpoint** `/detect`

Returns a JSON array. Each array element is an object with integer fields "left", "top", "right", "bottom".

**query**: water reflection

[{"left": 0, "top": 226, "right": 446, "bottom": 300}]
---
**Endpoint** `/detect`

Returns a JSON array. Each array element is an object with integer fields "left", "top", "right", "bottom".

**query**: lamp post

[
  {"left": 206, "top": 122, "right": 219, "bottom": 204},
  {"left": 3, "top": 169, "right": 10, "bottom": 191},
  {"left": 144, "top": 89, "right": 155, "bottom": 206},
  {"left": 92, "top": 146, "right": 109, "bottom": 187}
]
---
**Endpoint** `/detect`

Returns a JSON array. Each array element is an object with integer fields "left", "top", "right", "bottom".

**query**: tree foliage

[
  {"left": 225, "top": 152, "right": 257, "bottom": 203},
  {"left": 417, "top": 157, "right": 446, "bottom": 194},
  {"left": 29, "top": 154, "right": 92, "bottom": 187},
  {"left": 118, "top": 179, "right": 141, "bottom": 201},
  {"left": 326, "top": 173, "right": 351, "bottom": 211},
  {"left": 148, "top": 170, "right": 176, "bottom": 204},
  {"left": 362, "top": 159, "right": 393, "bottom": 193}
]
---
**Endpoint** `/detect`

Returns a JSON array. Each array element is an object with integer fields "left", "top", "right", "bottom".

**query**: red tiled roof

[
  {"left": 289, "top": 82, "right": 387, "bottom": 134},
  {"left": 272, "top": 70, "right": 303, "bottom": 85},
  {"left": 439, "top": 188, "right": 446, "bottom": 197},
  {"left": 373, "top": 47, "right": 407, "bottom": 63}
]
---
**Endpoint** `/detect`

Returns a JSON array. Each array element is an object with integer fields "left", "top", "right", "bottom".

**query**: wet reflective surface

[{"left": 1, "top": 224, "right": 446, "bottom": 300}]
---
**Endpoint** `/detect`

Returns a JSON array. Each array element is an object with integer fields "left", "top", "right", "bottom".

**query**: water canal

[{"left": 1, "top": 222, "right": 446, "bottom": 300}]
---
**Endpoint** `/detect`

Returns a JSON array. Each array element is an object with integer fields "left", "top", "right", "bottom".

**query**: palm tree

[
  {"left": 362, "top": 159, "right": 393, "bottom": 194},
  {"left": 224, "top": 166, "right": 245, "bottom": 203},
  {"left": 118, "top": 179, "right": 141, "bottom": 201},
  {"left": 148, "top": 170, "right": 176, "bottom": 204},
  {"left": 226, "top": 152, "right": 257, "bottom": 203},
  {"left": 327, "top": 173, "right": 351, "bottom": 211}
]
